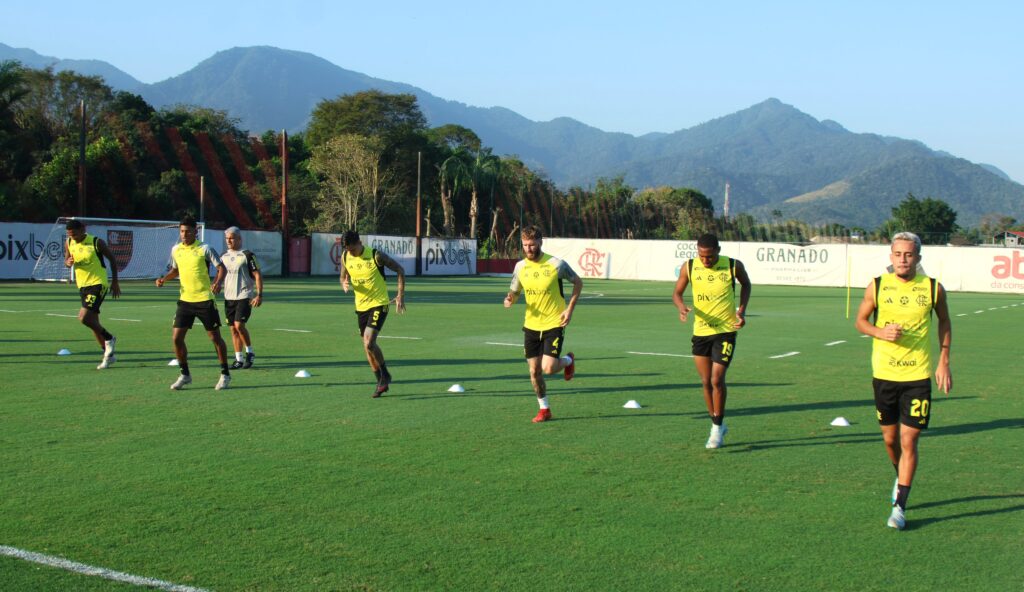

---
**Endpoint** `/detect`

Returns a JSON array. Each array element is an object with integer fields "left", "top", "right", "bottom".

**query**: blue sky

[{"left": 6, "top": 1, "right": 1023, "bottom": 182}]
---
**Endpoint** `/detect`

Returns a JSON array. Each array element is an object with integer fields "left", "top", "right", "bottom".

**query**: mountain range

[{"left": 3, "top": 42, "right": 1022, "bottom": 229}]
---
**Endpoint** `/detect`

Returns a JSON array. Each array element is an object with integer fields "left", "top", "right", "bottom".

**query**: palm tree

[
  {"left": 467, "top": 148, "right": 501, "bottom": 240},
  {"left": 438, "top": 148, "right": 470, "bottom": 236}
]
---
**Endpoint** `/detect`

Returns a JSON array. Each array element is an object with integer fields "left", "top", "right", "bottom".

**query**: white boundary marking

[
  {"left": 627, "top": 351, "right": 693, "bottom": 358},
  {"left": 824, "top": 340, "right": 846, "bottom": 346},
  {"left": 273, "top": 328, "right": 312, "bottom": 333},
  {"left": 109, "top": 318, "right": 142, "bottom": 322},
  {"left": 45, "top": 313, "right": 78, "bottom": 318},
  {"left": 579, "top": 292, "right": 605, "bottom": 299},
  {"left": 956, "top": 313, "right": 968, "bottom": 317},
  {"left": 770, "top": 351, "right": 801, "bottom": 359},
  {"left": 974, "top": 310, "right": 984, "bottom": 314},
  {"left": 0, "top": 545, "right": 210, "bottom": 592},
  {"left": 0, "top": 309, "right": 21, "bottom": 313},
  {"left": 378, "top": 336, "right": 422, "bottom": 340},
  {"left": 486, "top": 342, "right": 521, "bottom": 347}
]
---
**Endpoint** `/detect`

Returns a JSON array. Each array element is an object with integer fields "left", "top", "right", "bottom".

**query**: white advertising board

[
  {"left": 310, "top": 233, "right": 416, "bottom": 276},
  {"left": 421, "top": 238, "right": 477, "bottom": 275},
  {"left": 0, "top": 222, "right": 58, "bottom": 279}
]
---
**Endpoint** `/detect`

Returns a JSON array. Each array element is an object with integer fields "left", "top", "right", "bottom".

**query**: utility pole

[
  {"left": 78, "top": 100, "right": 86, "bottom": 216},
  {"left": 415, "top": 151, "right": 422, "bottom": 276},
  {"left": 281, "top": 130, "right": 289, "bottom": 275}
]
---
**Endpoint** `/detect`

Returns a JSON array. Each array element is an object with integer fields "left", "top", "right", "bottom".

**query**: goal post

[{"left": 31, "top": 217, "right": 205, "bottom": 282}]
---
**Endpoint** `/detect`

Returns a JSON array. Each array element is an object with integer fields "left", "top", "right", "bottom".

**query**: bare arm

[
  {"left": 733, "top": 260, "right": 752, "bottom": 329},
  {"left": 155, "top": 267, "right": 179, "bottom": 287},
  {"left": 933, "top": 284, "right": 953, "bottom": 394},
  {"left": 96, "top": 239, "right": 121, "bottom": 298},
  {"left": 252, "top": 270, "right": 264, "bottom": 307},
  {"left": 375, "top": 251, "right": 406, "bottom": 313},
  {"left": 854, "top": 280, "right": 902, "bottom": 342},
  {"left": 560, "top": 268, "right": 583, "bottom": 327},
  {"left": 672, "top": 262, "right": 691, "bottom": 322},
  {"left": 211, "top": 263, "right": 226, "bottom": 294},
  {"left": 339, "top": 262, "right": 350, "bottom": 292}
]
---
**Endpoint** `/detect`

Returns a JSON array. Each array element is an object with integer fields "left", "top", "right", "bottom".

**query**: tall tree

[
  {"left": 884, "top": 192, "right": 959, "bottom": 244},
  {"left": 438, "top": 148, "right": 471, "bottom": 236},
  {"left": 306, "top": 90, "right": 427, "bottom": 150},
  {"left": 307, "top": 134, "right": 400, "bottom": 232}
]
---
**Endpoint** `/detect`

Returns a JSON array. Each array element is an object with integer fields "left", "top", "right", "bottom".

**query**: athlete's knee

[{"left": 541, "top": 360, "right": 559, "bottom": 374}]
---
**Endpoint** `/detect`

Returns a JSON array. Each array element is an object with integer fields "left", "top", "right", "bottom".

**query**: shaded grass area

[{"left": 1, "top": 277, "right": 1022, "bottom": 590}]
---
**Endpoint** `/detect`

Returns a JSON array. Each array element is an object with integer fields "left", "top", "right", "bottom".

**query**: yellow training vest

[
  {"left": 344, "top": 248, "right": 389, "bottom": 312},
  {"left": 171, "top": 241, "right": 219, "bottom": 303},
  {"left": 68, "top": 233, "right": 109, "bottom": 288},
  {"left": 872, "top": 273, "right": 934, "bottom": 381},
  {"left": 689, "top": 256, "right": 737, "bottom": 337},
  {"left": 512, "top": 254, "right": 569, "bottom": 332}
]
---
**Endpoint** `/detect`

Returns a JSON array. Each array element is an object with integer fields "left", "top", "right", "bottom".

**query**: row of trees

[{"left": 3, "top": 60, "right": 1020, "bottom": 254}]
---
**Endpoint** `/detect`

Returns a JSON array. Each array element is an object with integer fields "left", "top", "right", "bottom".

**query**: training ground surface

[{"left": 1, "top": 277, "right": 1022, "bottom": 591}]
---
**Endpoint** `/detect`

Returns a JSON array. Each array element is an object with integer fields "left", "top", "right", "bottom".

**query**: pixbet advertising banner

[
  {"left": 0, "top": 222, "right": 56, "bottom": 279},
  {"left": 420, "top": 238, "right": 477, "bottom": 275}
]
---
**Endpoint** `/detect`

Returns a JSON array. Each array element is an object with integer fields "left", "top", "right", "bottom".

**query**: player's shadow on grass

[
  {"left": 699, "top": 396, "right": 976, "bottom": 419},
  {"left": 906, "top": 494, "right": 1024, "bottom": 530}
]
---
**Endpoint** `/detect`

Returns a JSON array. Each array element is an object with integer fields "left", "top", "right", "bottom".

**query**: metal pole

[
  {"left": 78, "top": 100, "right": 86, "bottom": 216},
  {"left": 281, "top": 130, "right": 289, "bottom": 275},
  {"left": 200, "top": 176, "right": 205, "bottom": 224},
  {"left": 415, "top": 151, "right": 422, "bottom": 276}
]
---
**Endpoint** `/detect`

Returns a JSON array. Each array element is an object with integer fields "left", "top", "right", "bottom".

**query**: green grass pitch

[{"left": 1, "top": 276, "right": 1022, "bottom": 591}]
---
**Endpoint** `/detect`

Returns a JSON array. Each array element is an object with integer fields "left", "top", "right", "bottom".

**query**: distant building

[{"left": 998, "top": 231, "right": 1024, "bottom": 247}]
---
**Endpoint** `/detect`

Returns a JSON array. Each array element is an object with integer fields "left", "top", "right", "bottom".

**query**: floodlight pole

[
  {"left": 415, "top": 151, "right": 422, "bottom": 276},
  {"left": 199, "top": 176, "right": 205, "bottom": 224},
  {"left": 78, "top": 100, "right": 86, "bottom": 216},
  {"left": 281, "top": 130, "right": 289, "bottom": 275}
]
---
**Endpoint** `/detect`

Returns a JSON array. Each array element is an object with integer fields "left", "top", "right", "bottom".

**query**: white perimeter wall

[{"left": 542, "top": 238, "right": 1024, "bottom": 294}]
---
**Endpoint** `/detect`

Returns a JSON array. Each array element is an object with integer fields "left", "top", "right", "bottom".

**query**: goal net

[{"left": 31, "top": 217, "right": 205, "bottom": 282}]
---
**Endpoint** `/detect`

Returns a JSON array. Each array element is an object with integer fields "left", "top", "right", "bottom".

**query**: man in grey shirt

[{"left": 222, "top": 227, "right": 264, "bottom": 369}]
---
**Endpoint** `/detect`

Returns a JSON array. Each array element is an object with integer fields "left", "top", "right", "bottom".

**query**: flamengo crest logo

[
  {"left": 330, "top": 237, "right": 344, "bottom": 272},
  {"left": 577, "top": 248, "right": 606, "bottom": 277},
  {"left": 106, "top": 230, "right": 133, "bottom": 272}
]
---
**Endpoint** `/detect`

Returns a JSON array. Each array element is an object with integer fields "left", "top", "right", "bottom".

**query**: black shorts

[
  {"left": 873, "top": 378, "right": 932, "bottom": 429},
  {"left": 225, "top": 299, "right": 253, "bottom": 324},
  {"left": 357, "top": 305, "right": 389, "bottom": 335},
  {"left": 523, "top": 327, "right": 565, "bottom": 359},
  {"left": 174, "top": 300, "right": 222, "bottom": 331},
  {"left": 691, "top": 332, "right": 737, "bottom": 367},
  {"left": 79, "top": 284, "right": 108, "bottom": 313}
]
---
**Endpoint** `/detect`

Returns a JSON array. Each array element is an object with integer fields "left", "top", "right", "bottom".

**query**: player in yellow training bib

[
  {"left": 504, "top": 226, "right": 583, "bottom": 423},
  {"left": 64, "top": 219, "right": 121, "bottom": 369},
  {"left": 672, "top": 233, "right": 752, "bottom": 449},
  {"left": 339, "top": 230, "right": 406, "bottom": 398},
  {"left": 155, "top": 216, "right": 231, "bottom": 391},
  {"left": 855, "top": 231, "right": 952, "bottom": 531}
]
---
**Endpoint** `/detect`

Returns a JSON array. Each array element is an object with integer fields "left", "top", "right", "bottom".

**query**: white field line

[
  {"left": 770, "top": 351, "right": 801, "bottom": 359},
  {"left": 988, "top": 307, "right": 998, "bottom": 311},
  {"left": 378, "top": 336, "right": 422, "bottom": 340},
  {"left": 1001, "top": 306, "right": 1009, "bottom": 309},
  {"left": 0, "top": 309, "right": 22, "bottom": 313},
  {"left": 109, "top": 318, "right": 142, "bottom": 322},
  {"left": 974, "top": 310, "right": 984, "bottom": 314},
  {"left": 486, "top": 342, "right": 521, "bottom": 347},
  {"left": 824, "top": 340, "right": 846, "bottom": 346},
  {"left": 627, "top": 351, "right": 693, "bottom": 358},
  {"left": 956, "top": 313, "right": 968, "bottom": 317},
  {"left": 0, "top": 545, "right": 210, "bottom": 592},
  {"left": 45, "top": 313, "right": 78, "bottom": 318},
  {"left": 274, "top": 328, "right": 312, "bottom": 333},
  {"left": 579, "top": 292, "right": 605, "bottom": 299}
]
